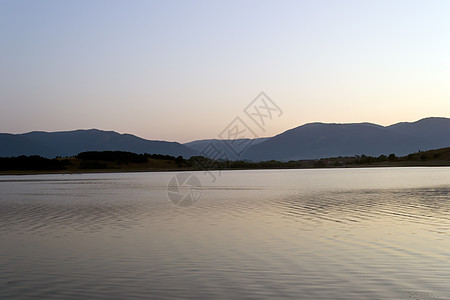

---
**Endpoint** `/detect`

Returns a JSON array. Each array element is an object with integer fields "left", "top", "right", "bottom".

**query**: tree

[{"left": 388, "top": 153, "right": 397, "bottom": 162}]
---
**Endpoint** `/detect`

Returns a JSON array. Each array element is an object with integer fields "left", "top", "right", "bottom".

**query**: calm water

[{"left": 1, "top": 168, "right": 450, "bottom": 299}]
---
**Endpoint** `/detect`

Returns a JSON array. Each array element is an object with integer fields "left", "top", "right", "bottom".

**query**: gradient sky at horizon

[{"left": 1, "top": 0, "right": 449, "bottom": 142}]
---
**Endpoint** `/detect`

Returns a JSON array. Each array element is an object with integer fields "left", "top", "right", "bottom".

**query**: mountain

[
  {"left": 2, "top": 117, "right": 449, "bottom": 161},
  {"left": 243, "top": 117, "right": 450, "bottom": 161},
  {"left": 184, "top": 137, "right": 269, "bottom": 160},
  {"left": 0, "top": 134, "right": 56, "bottom": 157},
  {"left": 0, "top": 129, "right": 198, "bottom": 158},
  {"left": 387, "top": 117, "right": 450, "bottom": 149}
]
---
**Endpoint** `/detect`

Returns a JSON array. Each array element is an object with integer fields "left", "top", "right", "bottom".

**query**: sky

[{"left": 1, "top": 0, "right": 449, "bottom": 142}]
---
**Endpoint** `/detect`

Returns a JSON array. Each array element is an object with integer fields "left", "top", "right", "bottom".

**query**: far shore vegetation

[{"left": 1, "top": 147, "right": 450, "bottom": 175}]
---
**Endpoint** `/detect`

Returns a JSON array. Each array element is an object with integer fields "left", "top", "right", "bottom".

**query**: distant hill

[
  {"left": 2, "top": 117, "right": 450, "bottom": 161},
  {"left": 184, "top": 137, "right": 269, "bottom": 160},
  {"left": 243, "top": 117, "right": 450, "bottom": 161},
  {"left": 387, "top": 117, "right": 450, "bottom": 149},
  {"left": 0, "top": 129, "right": 198, "bottom": 158},
  {"left": 0, "top": 133, "right": 56, "bottom": 157},
  {"left": 402, "top": 146, "right": 450, "bottom": 163}
]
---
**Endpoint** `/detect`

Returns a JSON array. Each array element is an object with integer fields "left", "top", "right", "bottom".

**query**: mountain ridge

[
  {"left": 1, "top": 129, "right": 198, "bottom": 158},
  {"left": 243, "top": 117, "right": 450, "bottom": 161},
  {"left": 1, "top": 117, "right": 449, "bottom": 160}
]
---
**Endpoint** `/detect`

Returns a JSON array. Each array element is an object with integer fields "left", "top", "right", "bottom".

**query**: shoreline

[{"left": 2, "top": 161, "right": 450, "bottom": 176}]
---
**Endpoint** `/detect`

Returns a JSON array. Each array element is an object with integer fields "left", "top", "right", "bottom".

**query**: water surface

[{"left": 1, "top": 168, "right": 450, "bottom": 299}]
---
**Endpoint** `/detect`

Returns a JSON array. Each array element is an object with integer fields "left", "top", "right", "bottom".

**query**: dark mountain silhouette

[
  {"left": 387, "top": 117, "right": 450, "bottom": 149},
  {"left": 2, "top": 117, "right": 449, "bottom": 161},
  {"left": 0, "top": 133, "right": 56, "bottom": 157},
  {"left": 0, "top": 129, "right": 198, "bottom": 158},
  {"left": 184, "top": 138, "right": 269, "bottom": 160},
  {"left": 242, "top": 117, "right": 450, "bottom": 161}
]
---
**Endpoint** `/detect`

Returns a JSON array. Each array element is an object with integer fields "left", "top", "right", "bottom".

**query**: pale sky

[{"left": 1, "top": 0, "right": 449, "bottom": 142}]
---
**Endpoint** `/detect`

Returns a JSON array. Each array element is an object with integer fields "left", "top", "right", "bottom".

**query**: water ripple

[{"left": 1, "top": 170, "right": 450, "bottom": 299}]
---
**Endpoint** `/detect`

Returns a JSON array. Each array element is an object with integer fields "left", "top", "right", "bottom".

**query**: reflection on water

[{"left": 1, "top": 168, "right": 450, "bottom": 299}]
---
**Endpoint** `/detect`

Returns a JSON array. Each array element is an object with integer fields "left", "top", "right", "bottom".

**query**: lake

[{"left": 1, "top": 168, "right": 450, "bottom": 299}]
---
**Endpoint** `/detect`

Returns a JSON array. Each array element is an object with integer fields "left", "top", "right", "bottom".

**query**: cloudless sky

[{"left": 1, "top": 0, "right": 449, "bottom": 142}]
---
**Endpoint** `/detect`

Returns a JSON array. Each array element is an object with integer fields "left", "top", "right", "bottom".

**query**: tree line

[
  {"left": 0, "top": 156, "right": 71, "bottom": 171},
  {"left": 0, "top": 149, "right": 447, "bottom": 171}
]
